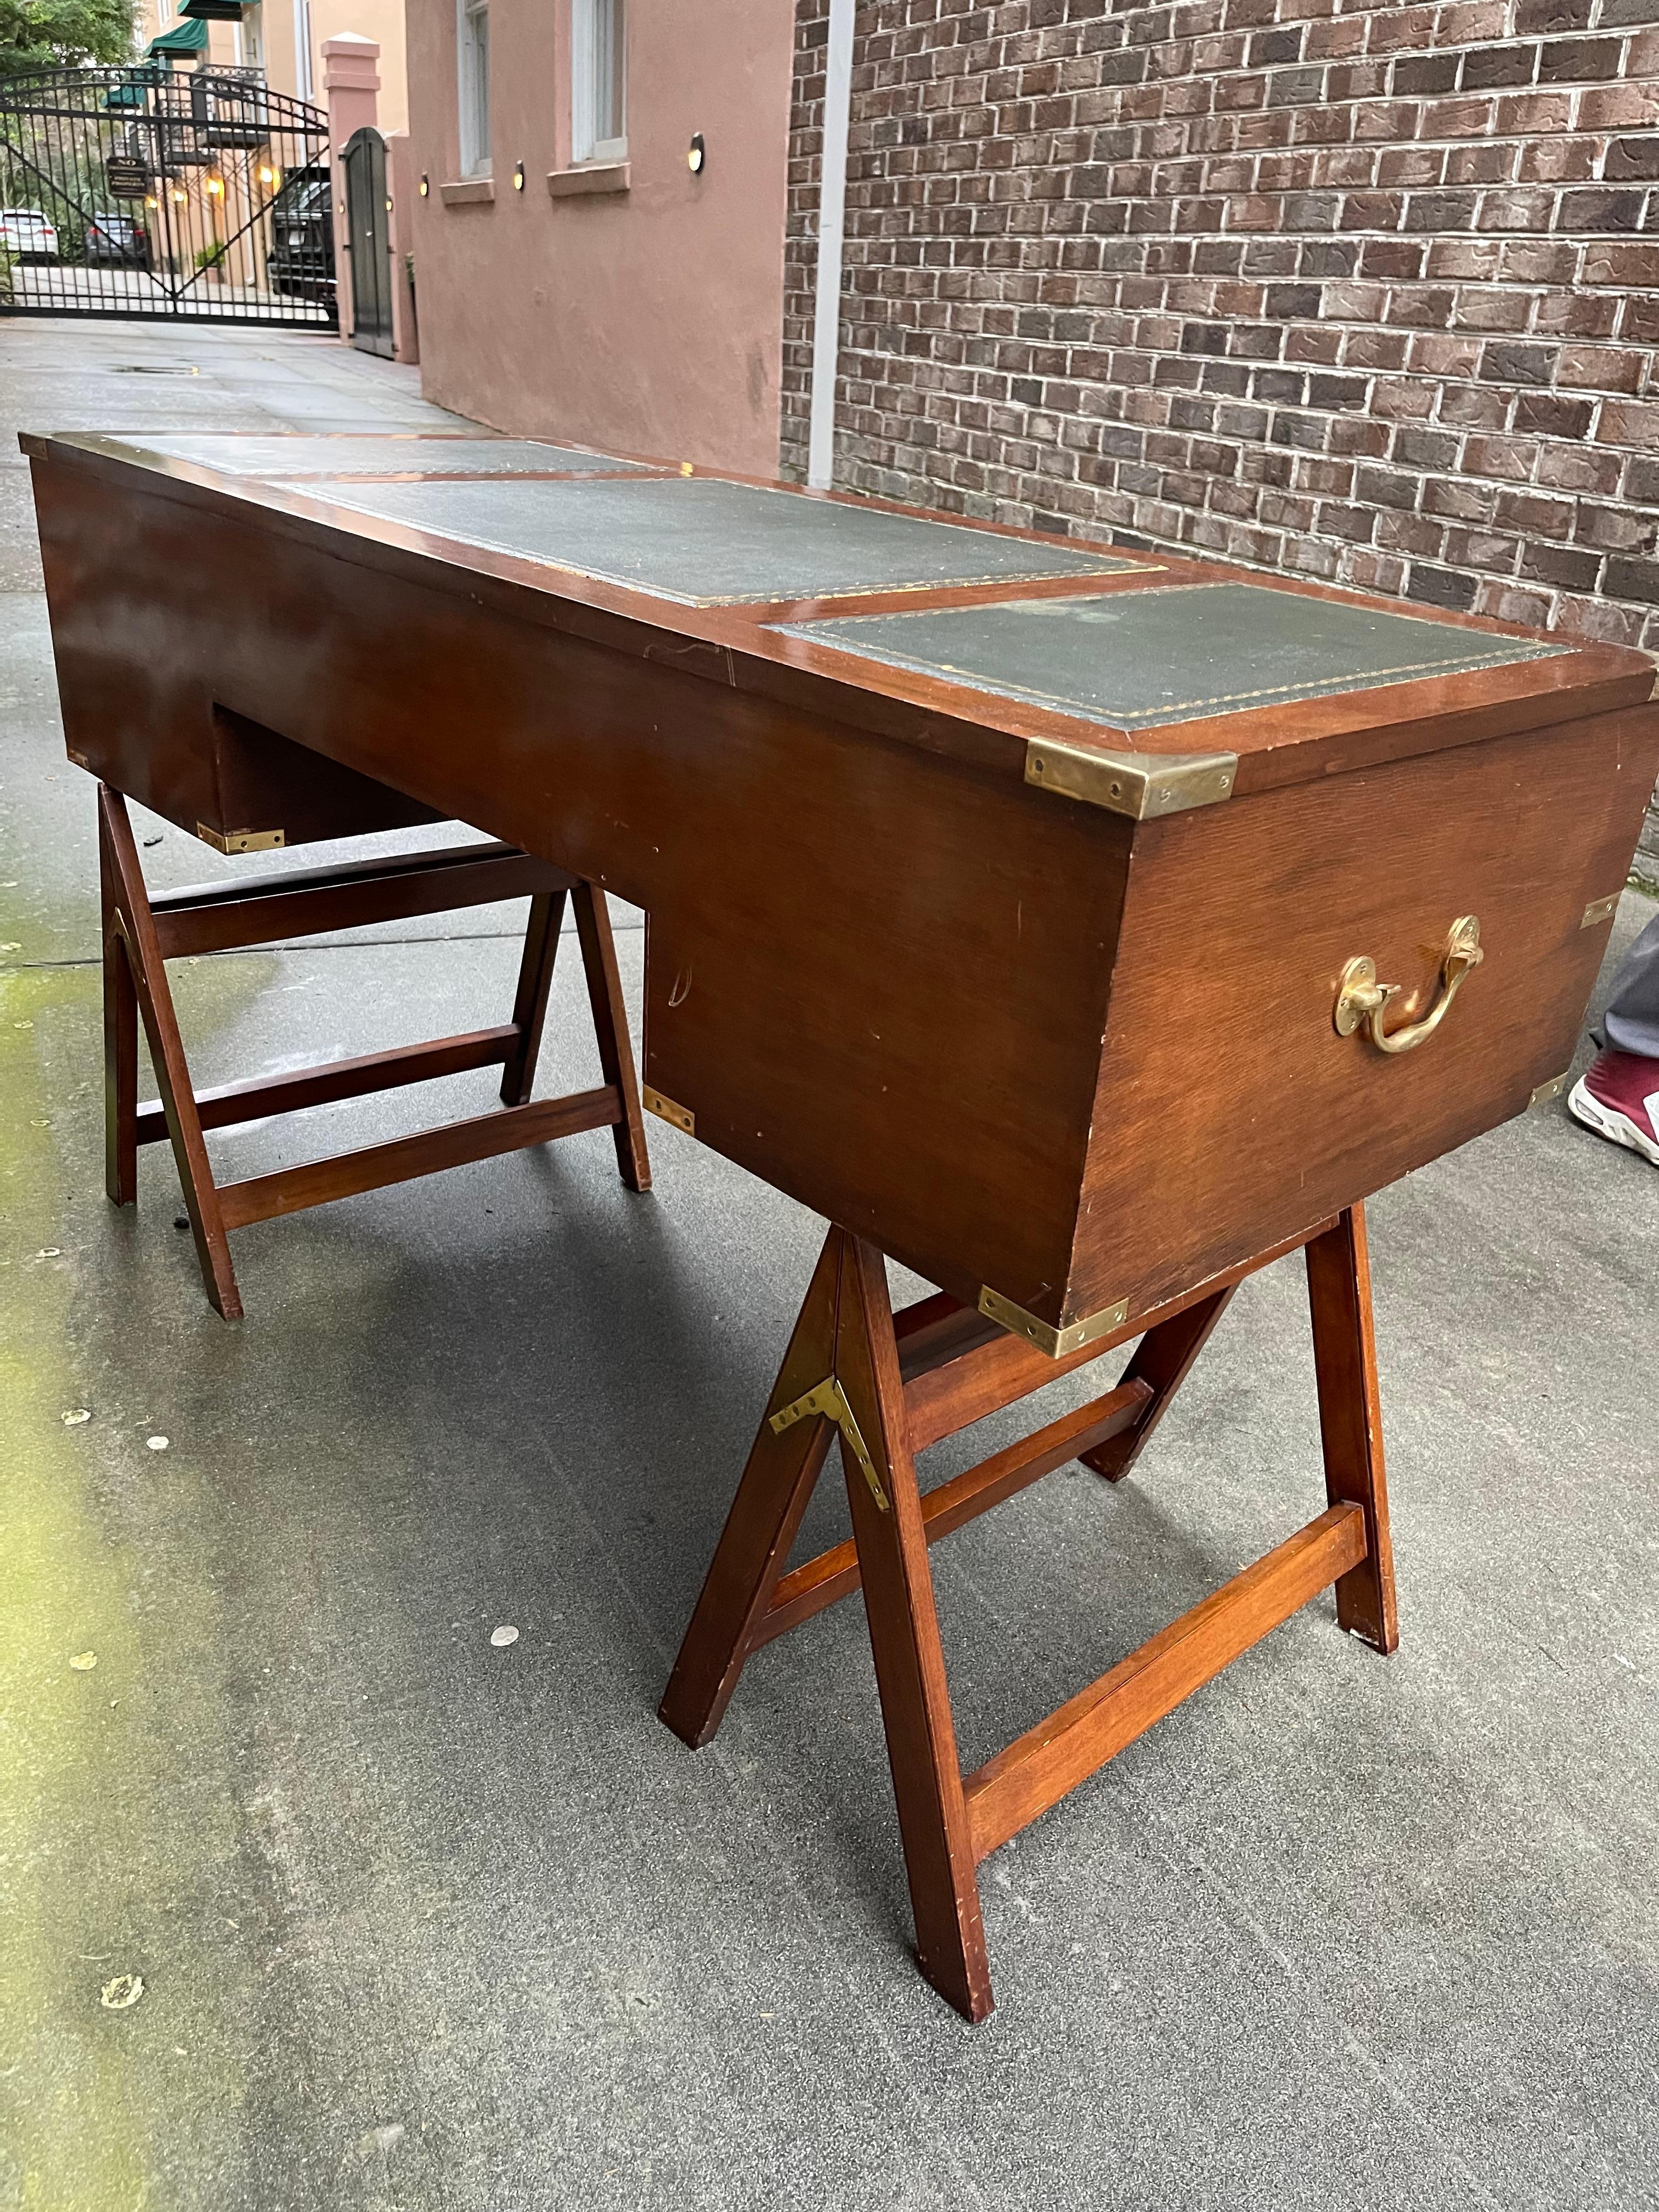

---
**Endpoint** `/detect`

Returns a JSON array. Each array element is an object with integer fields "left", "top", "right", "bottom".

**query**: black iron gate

[
  {"left": 0, "top": 64, "right": 336, "bottom": 327},
  {"left": 342, "top": 126, "right": 392, "bottom": 358}
]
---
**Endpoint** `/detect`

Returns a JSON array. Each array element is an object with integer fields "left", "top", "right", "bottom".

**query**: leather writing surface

[
  {"left": 777, "top": 583, "right": 1567, "bottom": 731},
  {"left": 304, "top": 474, "right": 1141, "bottom": 605}
]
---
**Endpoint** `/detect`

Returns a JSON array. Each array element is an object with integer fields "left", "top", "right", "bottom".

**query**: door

[{"left": 342, "top": 127, "right": 392, "bottom": 358}]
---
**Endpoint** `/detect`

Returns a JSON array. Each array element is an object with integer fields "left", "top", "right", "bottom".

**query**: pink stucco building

[{"left": 401, "top": 0, "right": 795, "bottom": 476}]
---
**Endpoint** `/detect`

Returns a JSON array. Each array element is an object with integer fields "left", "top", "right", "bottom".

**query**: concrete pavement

[{"left": 2, "top": 318, "right": 1656, "bottom": 2212}]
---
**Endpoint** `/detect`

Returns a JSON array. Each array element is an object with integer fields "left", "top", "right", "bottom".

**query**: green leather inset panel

[
  {"left": 774, "top": 583, "right": 1567, "bottom": 729},
  {"left": 306, "top": 476, "right": 1143, "bottom": 604},
  {"left": 137, "top": 434, "right": 648, "bottom": 478}
]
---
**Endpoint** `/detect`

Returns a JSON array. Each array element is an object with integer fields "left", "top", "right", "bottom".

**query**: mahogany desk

[{"left": 26, "top": 428, "right": 1659, "bottom": 2018}]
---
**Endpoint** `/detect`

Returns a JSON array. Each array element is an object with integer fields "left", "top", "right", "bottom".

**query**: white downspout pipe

[
  {"left": 806, "top": 0, "right": 854, "bottom": 490},
  {"left": 295, "top": 0, "right": 314, "bottom": 99}
]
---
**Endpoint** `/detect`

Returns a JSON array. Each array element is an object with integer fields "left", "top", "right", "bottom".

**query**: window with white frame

[
  {"left": 572, "top": 0, "right": 626, "bottom": 163},
  {"left": 458, "top": 0, "right": 491, "bottom": 177}
]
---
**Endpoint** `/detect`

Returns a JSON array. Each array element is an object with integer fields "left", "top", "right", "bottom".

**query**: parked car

[
  {"left": 0, "top": 209, "right": 58, "bottom": 262},
  {"left": 266, "top": 169, "right": 335, "bottom": 306},
  {"left": 83, "top": 212, "right": 151, "bottom": 268}
]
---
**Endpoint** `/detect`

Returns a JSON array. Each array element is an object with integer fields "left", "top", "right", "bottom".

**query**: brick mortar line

[
  {"left": 833, "top": 376, "right": 1659, "bottom": 428},
  {"left": 847, "top": 99, "right": 1657, "bottom": 120},
  {"left": 839, "top": 211, "right": 1659, "bottom": 225}
]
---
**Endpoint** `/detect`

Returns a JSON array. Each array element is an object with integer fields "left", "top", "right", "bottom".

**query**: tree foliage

[{"left": 0, "top": 0, "right": 138, "bottom": 78}]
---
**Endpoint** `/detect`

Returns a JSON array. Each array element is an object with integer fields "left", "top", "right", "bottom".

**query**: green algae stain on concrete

[
  {"left": 0, "top": 965, "right": 249, "bottom": 2209},
  {"left": 1, "top": 964, "right": 155, "bottom": 2208}
]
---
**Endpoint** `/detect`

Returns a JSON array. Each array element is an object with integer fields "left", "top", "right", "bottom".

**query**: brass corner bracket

[
  {"left": 978, "top": 1284, "right": 1130, "bottom": 1361},
  {"left": 1024, "top": 737, "right": 1237, "bottom": 821},
  {"left": 1528, "top": 1069, "right": 1570, "bottom": 1109},
  {"left": 195, "top": 823, "right": 285, "bottom": 855},
  {"left": 769, "top": 1377, "right": 889, "bottom": 1509},
  {"left": 642, "top": 1086, "right": 694, "bottom": 1136},
  {"left": 1581, "top": 894, "right": 1620, "bottom": 929}
]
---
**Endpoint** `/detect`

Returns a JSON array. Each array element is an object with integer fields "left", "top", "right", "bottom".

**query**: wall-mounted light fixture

[
  {"left": 205, "top": 174, "right": 224, "bottom": 198},
  {"left": 687, "top": 133, "right": 706, "bottom": 176},
  {"left": 513, "top": 161, "right": 525, "bottom": 191},
  {"left": 418, "top": 173, "right": 430, "bottom": 198}
]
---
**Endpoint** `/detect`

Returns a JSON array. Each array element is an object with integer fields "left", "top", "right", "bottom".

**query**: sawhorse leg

[
  {"left": 572, "top": 881, "right": 651, "bottom": 1194},
  {"left": 1307, "top": 1206, "right": 1397, "bottom": 1653},
  {"left": 662, "top": 1207, "right": 1397, "bottom": 2019},
  {"left": 101, "top": 785, "right": 242, "bottom": 1314}
]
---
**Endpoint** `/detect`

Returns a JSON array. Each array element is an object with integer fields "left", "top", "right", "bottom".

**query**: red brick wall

[{"left": 782, "top": 0, "right": 1659, "bottom": 728}]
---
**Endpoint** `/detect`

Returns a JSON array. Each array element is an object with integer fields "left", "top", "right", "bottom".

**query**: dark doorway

[{"left": 342, "top": 126, "right": 392, "bottom": 359}]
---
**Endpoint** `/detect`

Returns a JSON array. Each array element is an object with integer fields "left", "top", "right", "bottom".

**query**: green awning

[
  {"left": 146, "top": 16, "right": 208, "bottom": 53},
  {"left": 179, "top": 0, "right": 248, "bottom": 18}
]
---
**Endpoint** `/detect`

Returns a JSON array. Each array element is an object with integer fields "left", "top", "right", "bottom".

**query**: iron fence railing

[{"left": 0, "top": 65, "right": 336, "bottom": 326}]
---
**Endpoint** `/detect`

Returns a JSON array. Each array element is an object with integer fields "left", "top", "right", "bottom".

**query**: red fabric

[{"left": 1583, "top": 1049, "right": 1659, "bottom": 1143}]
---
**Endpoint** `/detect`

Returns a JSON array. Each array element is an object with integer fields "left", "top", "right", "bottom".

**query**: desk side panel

[
  {"left": 32, "top": 458, "right": 443, "bottom": 845},
  {"left": 1069, "top": 702, "right": 1659, "bottom": 1326}
]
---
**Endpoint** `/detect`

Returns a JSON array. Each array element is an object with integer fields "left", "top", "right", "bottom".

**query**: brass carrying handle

[{"left": 1334, "top": 915, "right": 1483, "bottom": 1056}]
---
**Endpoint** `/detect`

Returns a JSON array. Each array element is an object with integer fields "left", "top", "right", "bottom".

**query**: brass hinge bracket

[
  {"left": 196, "top": 823, "right": 285, "bottom": 855},
  {"left": 1581, "top": 894, "right": 1620, "bottom": 929},
  {"left": 1528, "top": 1069, "right": 1571, "bottom": 1108},
  {"left": 978, "top": 1283, "right": 1130, "bottom": 1361},
  {"left": 1025, "top": 737, "right": 1237, "bottom": 821},
  {"left": 642, "top": 1085, "right": 694, "bottom": 1135},
  {"left": 769, "top": 1377, "right": 889, "bottom": 1510}
]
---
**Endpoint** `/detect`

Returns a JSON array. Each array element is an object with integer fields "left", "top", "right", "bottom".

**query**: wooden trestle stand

[
  {"left": 98, "top": 784, "right": 650, "bottom": 1318},
  {"left": 662, "top": 1208, "right": 1395, "bottom": 2023}
]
